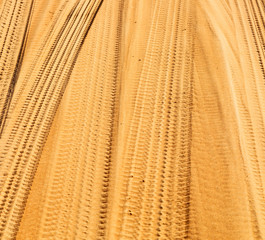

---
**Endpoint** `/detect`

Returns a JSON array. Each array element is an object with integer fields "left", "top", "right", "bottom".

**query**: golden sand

[{"left": 0, "top": 0, "right": 265, "bottom": 239}]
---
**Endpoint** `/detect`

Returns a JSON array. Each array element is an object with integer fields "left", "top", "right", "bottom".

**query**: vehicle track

[
  {"left": 17, "top": 0, "right": 122, "bottom": 239},
  {"left": 225, "top": 0, "right": 265, "bottom": 238},
  {"left": 244, "top": 0, "right": 265, "bottom": 79},
  {"left": 0, "top": 0, "right": 33, "bottom": 134},
  {"left": 0, "top": 0, "right": 103, "bottom": 238},
  {"left": 1, "top": 0, "right": 265, "bottom": 239},
  {"left": 191, "top": 2, "right": 251, "bottom": 239},
  {"left": 110, "top": 0, "right": 195, "bottom": 239},
  {"left": 6, "top": 0, "right": 69, "bottom": 125},
  {"left": 235, "top": 1, "right": 265, "bottom": 229}
]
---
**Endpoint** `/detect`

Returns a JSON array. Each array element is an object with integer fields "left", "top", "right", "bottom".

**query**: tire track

[
  {"left": 0, "top": 0, "right": 33, "bottom": 134},
  {"left": 17, "top": 0, "right": 122, "bottom": 239},
  {"left": 111, "top": 0, "right": 194, "bottom": 239},
  {"left": 6, "top": 0, "right": 69, "bottom": 127},
  {"left": 189, "top": 1, "right": 265, "bottom": 239},
  {"left": 244, "top": 0, "right": 265, "bottom": 80},
  {"left": 116, "top": 1, "right": 170, "bottom": 237},
  {"left": 1, "top": 0, "right": 265, "bottom": 239},
  {"left": 224, "top": 0, "right": 265, "bottom": 238},
  {"left": 0, "top": 0, "right": 103, "bottom": 238}
]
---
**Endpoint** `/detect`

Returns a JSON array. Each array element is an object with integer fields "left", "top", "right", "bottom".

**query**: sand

[{"left": 0, "top": 0, "right": 265, "bottom": 239}]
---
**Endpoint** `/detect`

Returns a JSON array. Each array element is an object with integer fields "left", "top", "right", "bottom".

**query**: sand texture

[{"left": 0, "top": 0, "right": 265, "bottom": 239}]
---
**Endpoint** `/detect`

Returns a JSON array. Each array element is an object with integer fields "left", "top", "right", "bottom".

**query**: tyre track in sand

[
  {"left": 6, "top": 0, "right": 69, "bottom": 126},
  {"left": 0, "top": 0, "right": 34, "bottom": 134},
  {"left": 0, "top": 0, "right": 103, "bottom": 238},
  {"left": 1, "top": 0, "right": 265, "bottom": 239},
  {"left": 201, "top": 0, "right": 265, "bottom": 238},
  {"left": 17, "top": 0, "right": 122, "bottom": 239},
  {"left": 244, "top": 0, "right": 265, "bottom": 81},
  {"left": 110, "top": 0, "right": 195, "bottom": 239},
  {"left": 232, "top": 1, "right": 265, "bottom": 237},
  {"left": 18, "top": 0, "right": 195, "bottom": 239},
  {"left": 190, "top": 1, "right": 254, "bottom": 238}
]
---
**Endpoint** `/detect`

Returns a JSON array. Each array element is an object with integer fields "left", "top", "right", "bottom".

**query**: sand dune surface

[{"left": 0, "top": 0, "right": 265, "bottom": 239}]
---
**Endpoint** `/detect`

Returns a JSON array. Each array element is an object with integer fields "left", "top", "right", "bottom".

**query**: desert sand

[{"left": 0, "top": 0, "right": 265, "bottom": 239}]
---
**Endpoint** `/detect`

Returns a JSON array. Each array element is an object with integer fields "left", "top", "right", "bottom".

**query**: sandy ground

[{"left": 0, "top": 0, "right": 265, "bottom": 239}]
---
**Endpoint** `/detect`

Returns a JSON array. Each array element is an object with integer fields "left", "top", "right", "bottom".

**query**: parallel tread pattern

[{"left": 0, "top": 0, "right": 265, "bottom": 239}]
